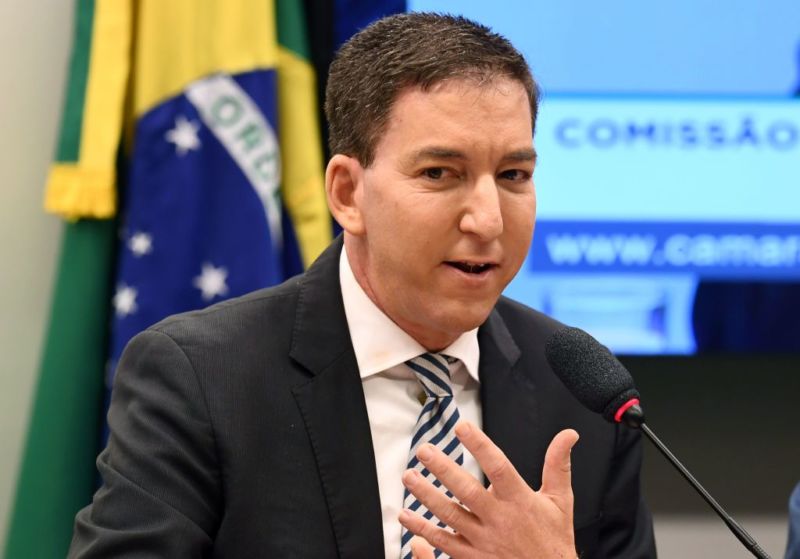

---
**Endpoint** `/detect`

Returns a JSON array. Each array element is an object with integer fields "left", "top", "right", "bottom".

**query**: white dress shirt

[{"left": 339, "top": 249, "right": 483, "bottom": 559}]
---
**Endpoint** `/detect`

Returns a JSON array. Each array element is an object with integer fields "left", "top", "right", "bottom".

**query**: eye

[
  {"left": 498, "top": 169, "right": 531, "bottom": 182},
  {"left": 423, "top": 167, "right": 445, "bottom": 180}
]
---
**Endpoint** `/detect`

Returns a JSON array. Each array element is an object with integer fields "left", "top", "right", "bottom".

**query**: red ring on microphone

[{"left": 614, "top": 398, "right": 640, "bottom": 423}]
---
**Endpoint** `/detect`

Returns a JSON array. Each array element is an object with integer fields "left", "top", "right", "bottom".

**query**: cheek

[
  {"left": 504, "top": 194, "right": 536, "bottom": 232},
  {"left": 502, "top": 200, "right": 536, "bottom": 265}
]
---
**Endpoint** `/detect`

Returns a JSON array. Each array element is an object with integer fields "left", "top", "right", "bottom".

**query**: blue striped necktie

[{"left": 400, "top": 353, "right": 464, "bottom": 559}]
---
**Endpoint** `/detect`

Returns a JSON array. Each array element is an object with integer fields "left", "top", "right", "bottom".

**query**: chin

[{"left": 440, "top": 301, "right": 496, "bottom": 333}]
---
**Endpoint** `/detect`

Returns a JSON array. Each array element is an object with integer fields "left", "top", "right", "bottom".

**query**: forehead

[
  {"left": 374, "top": 77, "right": 533, "bottom": 157},
  {"left": 393, "top": 76, "right": 530, "bottom": 117}
]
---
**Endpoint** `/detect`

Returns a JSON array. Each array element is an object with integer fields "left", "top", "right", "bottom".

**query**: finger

[
  {"left": 414, "top": 441, "right": 491, "bottom": 519},
  {"left": 399, "top": 509, "right": 472, "bottom": 559},
  {"left": 410, "top": 536, "right": 436, "bottom": 559},
  {"left": 540, "top": 429, "right": 579, "bottom": 511},
  {"left": 454, "top": 421, "right": 527, "bottom": 500},
  {"left": 402, "top": 468, "right": 481, "bottom": 539}
]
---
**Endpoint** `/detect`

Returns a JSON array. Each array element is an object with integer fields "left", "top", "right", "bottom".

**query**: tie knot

[{"left": 405, "top": 353, "right": 457, "bottom": 398}]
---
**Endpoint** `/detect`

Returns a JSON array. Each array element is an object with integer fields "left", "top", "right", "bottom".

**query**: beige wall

[{"left": 0, "top": 0, "right": 74, "bottom": 547}]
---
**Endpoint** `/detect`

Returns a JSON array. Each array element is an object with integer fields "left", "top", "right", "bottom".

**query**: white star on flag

[
  {"left": 113, "top": 284, "right": 138, "bottom": 317},
  {"left": 128, "top": 232, "right": 153, "bottom": 257},
  {"left": 165, "top": 114, "right": 201, "bottom": 155},
  {"left": 193, "top": 263, "right": 229, "bottom": 301}
]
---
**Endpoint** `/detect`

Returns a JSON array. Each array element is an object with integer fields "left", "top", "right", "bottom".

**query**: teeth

[{"left": 452, "top": 262, "right": 490, "bottom": 273}]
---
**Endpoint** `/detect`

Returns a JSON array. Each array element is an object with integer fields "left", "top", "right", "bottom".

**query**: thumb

[
  {"left": 540, "top": 429, "right": 579, "bottom": 505},
  {"left": 410, "top": 536, "right": 436, "bottom": 559}
]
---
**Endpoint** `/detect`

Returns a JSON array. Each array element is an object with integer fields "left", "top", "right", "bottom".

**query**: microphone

[{"left": 544, "top": 326, "right": 771, "bottom": 559}]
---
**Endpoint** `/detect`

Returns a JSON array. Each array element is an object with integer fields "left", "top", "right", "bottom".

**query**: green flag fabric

[
  {"left": 4, "top": 222, "right": 116, "bottom": 558},
  {"left": 4, "top": 0, "right": 119, "bottom": 555}
]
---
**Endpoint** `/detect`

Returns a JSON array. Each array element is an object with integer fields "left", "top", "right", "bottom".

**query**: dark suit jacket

[{"left": 70, "top": 238, "right": 656, "bottom": 558}]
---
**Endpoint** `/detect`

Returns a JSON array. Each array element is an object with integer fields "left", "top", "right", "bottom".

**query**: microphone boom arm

[{"left": 623, "top": 405, "right": 772, "bottom": 559}]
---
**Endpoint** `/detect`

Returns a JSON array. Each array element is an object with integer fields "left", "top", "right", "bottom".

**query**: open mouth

[{"left": 445, "top": 261, "right": 496, "bottom": 274}]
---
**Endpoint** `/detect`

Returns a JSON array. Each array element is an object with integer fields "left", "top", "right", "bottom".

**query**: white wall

[{"left": 0, "top": 0, "right": 74, "bottom": 548}]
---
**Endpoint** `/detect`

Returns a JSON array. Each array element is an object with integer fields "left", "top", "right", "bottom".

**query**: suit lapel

[
  {"left": 479, "top": 306, "right": 546, "bottom": 489},
  {"left": 289, "top": 237, "right": 384, "bottom": 558}
]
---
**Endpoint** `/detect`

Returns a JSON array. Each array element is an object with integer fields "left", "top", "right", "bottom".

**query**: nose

[{"left": 458, "top": 175, "right": 503, "bottom": 240}]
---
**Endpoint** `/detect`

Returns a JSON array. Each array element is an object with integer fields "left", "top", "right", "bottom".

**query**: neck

[{"left": 343, "top": 236, "right": 458, "bottom": 352}]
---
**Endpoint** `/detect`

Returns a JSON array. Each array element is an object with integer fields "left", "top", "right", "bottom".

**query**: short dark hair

[{"left": 324, "top": 12, "right": 539, "bottom": 166}]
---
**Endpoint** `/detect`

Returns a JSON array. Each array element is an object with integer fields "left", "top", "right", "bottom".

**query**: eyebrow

[
  {"left": 403, "top": 147, "right": 467, "bottom": 166},
  {"left": 502, "top": 148, "right": 537, "bottom": 165},
  {"left": 403, "top": 146, "right": 538, "bottom": 166}
]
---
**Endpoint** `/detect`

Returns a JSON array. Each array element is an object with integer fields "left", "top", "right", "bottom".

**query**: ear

[{"left": 325, "top": 154, "right": 366, "bottom": 235}]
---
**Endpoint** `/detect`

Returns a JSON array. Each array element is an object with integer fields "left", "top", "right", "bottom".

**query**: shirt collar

[{"left": 339, "top": 247, "right": 480, "bottom": 382}]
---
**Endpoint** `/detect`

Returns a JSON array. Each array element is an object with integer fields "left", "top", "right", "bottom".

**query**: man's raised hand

[{"left": 399, "top": 421, "right": 579, "bottom": 558}]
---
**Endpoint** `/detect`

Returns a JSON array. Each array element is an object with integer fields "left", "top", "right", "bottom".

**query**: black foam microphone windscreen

[
  {"left": 544, "top": 326, "right": 640, "bottom": 423},
  {"left": 546, "top": 330, "right": 772, "bottom": 558}
]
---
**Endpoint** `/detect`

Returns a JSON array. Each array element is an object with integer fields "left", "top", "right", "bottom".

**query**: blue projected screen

[{"left": 409, "top": 0, "right": 800, "bottom": 354}]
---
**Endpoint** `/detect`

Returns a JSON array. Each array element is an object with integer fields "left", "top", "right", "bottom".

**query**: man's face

[{"left": 345, "top": 77, "right": 536, "bottom": 350}]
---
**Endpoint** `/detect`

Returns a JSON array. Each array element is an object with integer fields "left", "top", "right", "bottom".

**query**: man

[
  {"left": 69, "top": 13, "right": 655, "bottom": 558},
  {"left": 788, "top": 482, "right": 800, "bottom": 559}
]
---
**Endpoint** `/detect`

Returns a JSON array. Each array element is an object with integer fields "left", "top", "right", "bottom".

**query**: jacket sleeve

[
  {"left": 597, "top": 425, "right": 657, "bottom": 558},
  {"left": 69, "top": 329, "right": 221, "bottom": 557}
]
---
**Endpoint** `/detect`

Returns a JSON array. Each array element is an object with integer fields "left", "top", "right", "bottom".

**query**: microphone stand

[{"left": 622, "top": 404, "right": 772, "bottom": 559}]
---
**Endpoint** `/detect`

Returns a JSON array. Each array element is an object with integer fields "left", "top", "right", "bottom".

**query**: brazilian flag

[{"left": 5, "top": 1, "right": 330, "bottom": 557}]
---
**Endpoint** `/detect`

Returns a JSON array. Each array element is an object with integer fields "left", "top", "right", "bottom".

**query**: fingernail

[
  {"left": 455, "top": 422, "right": 471, "bottom": 437},
  {"left": 399, "top": 509, "right": 412, "bottom": 522},
  {"left": 403, "top": 469, "right": 420, "bottom": 486},
  {"left": 417, "top": 444, "right": 433, "bottom": 461}
]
